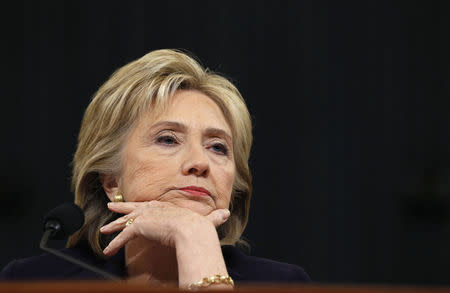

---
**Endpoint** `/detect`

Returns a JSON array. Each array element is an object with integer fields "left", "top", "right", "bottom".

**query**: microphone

[
  {"left": 40, "top": 203, "right": 121, "bottom": 281},
  {"left": 43, "top": 202, "right": 84, "bottom": 239}
]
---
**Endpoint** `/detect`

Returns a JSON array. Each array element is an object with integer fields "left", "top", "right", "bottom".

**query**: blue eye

[
  {"left": 211, "top": 143, "right": 228, "bottom": 155},
  {"left": 156, "top": 135, "right": 177, "bottom": 145}
]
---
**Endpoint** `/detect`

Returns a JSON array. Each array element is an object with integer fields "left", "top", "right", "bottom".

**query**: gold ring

[{"left": 125, "top": 218, "right": 135, "bottom": 227}]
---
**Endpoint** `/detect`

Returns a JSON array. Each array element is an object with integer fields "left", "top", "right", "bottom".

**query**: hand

[{"left": 99, "top": 201, "right": 230, "bottom": 256}]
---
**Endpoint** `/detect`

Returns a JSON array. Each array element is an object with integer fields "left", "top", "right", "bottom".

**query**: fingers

[
  {"left": 101, "top": 201, "right": 143, "bottom": 235},
  {"left": 100, "top": 214, "right": 134, "bottom": 234},
  {"left": 103, "top": 225, "right": 137, "bottom": 256},
  {"left": 205, "top": 209, "right": 230, "bottom": 227},
  {"left": 107, "top": 201, "right": 142, "bottom": 214},
  {"left": 101, "top": 201, "right": 230, "bottom": 256}
]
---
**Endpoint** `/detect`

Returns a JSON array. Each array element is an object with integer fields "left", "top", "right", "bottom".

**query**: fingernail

[
  {"left": 222, "top": 209, "right": 230, "bottom": 219},
  {"left": 108, "top": 202, "right": 117, "bottom": 207},
  {"left": 100, "top": 226, "right": 106, "bottom": 232},
  {"left": 103, "top": 246, "right": 110, "bottom": 255}
]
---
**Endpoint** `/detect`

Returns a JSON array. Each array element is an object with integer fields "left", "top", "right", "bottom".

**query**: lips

[{"left": 179, "top": 186, "right": 211, "bottom": 197}]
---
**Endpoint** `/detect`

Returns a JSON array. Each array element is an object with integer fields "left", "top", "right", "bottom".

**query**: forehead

[{"left": 138, "top": 90, "right": 232, "bottom": 136}]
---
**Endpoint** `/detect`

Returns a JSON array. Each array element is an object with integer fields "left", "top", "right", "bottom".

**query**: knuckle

[{"left": 133, "top": 217, "right": 142, "bottom": 225}]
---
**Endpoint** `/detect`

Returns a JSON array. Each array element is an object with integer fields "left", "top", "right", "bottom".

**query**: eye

[
  {"left": 210, "top": 143, "right": 228, "bottom": 155},
  {"left": 156, "top": 135, "right": 178, "bottom": 145}
]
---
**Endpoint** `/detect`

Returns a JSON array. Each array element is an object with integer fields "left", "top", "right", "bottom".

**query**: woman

[{"left": 1, "top": 49, "right": 310, "bottom": 288}]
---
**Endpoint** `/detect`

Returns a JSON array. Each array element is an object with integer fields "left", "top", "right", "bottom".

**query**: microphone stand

[{"left": 40, "top": 229, "right": 121, "bottom": 281}]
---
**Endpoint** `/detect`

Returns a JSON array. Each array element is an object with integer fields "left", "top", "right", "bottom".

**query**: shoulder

[
  {"left": 0, "top": 246, "right": 121, "bottom": 281},
  {"left": 221, "top": 245, "right": 311, "bottom": 283},
  {"left": 1, "top": 249, "right": 84, "bottom": 280}
]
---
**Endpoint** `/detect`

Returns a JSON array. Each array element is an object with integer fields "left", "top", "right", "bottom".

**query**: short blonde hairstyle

[{"left": 67, "top": 49, "right": 253, "bottom": 258}]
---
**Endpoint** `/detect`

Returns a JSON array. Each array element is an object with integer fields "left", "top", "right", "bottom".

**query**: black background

[{"left": 1, "top": 0, "right": 450, "bottom": 284}]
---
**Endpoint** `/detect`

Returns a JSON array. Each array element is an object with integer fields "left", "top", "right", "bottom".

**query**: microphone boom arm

[{"left": 39, "top": 230, "right": 121, "bottom": 281}]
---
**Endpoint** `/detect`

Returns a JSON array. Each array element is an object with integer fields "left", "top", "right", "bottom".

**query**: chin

[{"left": 171, "top": 197, "right": 215, "bottom": 216}]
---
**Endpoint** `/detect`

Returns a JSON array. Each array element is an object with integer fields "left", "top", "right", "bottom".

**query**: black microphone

[
  {"left": 43, "top": 202, "right": 84, "bottom": 239},
  {"left": 40, "top": 203, "right": 121, "bottom": 281}
]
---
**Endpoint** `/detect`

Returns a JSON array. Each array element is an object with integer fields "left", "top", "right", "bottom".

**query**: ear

[{"left": 99, "top": 173, "right": 120, "bottom": 201}]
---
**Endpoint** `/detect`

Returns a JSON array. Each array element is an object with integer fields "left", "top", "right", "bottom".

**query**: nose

[{"left": 181, "top": 143, "right": 210, "bottom": 177}]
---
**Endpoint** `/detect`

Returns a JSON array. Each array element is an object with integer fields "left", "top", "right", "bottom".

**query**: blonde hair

[{"left": 67, "top": 49, "right": 253, "bottom": 257}]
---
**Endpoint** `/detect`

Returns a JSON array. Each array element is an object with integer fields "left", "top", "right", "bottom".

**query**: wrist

[
  {"left": 174, "top": 219, "right": 228, "bottom": 289},
  {"left": 173, "top": 216, "right": 218, "bottom": 247}
]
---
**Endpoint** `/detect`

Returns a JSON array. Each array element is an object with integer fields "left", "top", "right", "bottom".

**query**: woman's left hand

[
  {"left": 99, "top": 200, "right": 230, "bottom": 256},
  {"left": 100, "top": 200, "right": 232, "bottom": 288}
]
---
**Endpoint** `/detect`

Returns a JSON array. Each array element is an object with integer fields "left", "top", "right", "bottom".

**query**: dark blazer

[{"left": 1, "top": 244, "right": 310, "bottom": 283}]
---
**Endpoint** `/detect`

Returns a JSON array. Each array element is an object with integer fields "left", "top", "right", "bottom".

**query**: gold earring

[{"left": 113, "top": 194, "right": 124, "bottom": 202}]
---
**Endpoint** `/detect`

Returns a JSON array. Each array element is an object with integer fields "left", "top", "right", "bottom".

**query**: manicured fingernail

[
  {"left": 103, "top": 246, "right": 110, "bottom": 254},
  {"left": 107, "top": 202, "right": 117, "bottom": 207},
  {"left": 100, "top": 226, "right": 106, "bottom": 232}
]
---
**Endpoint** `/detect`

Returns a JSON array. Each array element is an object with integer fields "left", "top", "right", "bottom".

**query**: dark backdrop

[{"left": 1, "top": 0, "right": 449, "bottom": 284}]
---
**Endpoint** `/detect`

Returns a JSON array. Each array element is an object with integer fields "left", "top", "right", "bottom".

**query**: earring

[{"left": 113, "top": 194, "right": 124, "bottom": 202}]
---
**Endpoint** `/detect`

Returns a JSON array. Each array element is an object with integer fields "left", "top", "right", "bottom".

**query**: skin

[{"left": 99, "top": 90, "right": 236, "bottom": 289}]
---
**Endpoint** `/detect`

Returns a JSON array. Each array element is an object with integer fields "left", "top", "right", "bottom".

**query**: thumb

[{"left": 206, "top": 209, "right": 230, "bottom": 227}]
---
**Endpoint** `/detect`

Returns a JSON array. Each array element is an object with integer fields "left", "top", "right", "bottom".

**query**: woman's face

[{"left": 104, "top": 90, "right": 235, "bottom": 216}]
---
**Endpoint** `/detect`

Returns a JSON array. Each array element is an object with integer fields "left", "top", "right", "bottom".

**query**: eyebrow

[
  {"left": 204, "top": 127, "right": 233, "bottom": 145},
  {"left": 151, "top": 121, "right": 232, "bottom": 144},
  {"left": 151, "top": 121, "right": 187, "bottom": 132}
]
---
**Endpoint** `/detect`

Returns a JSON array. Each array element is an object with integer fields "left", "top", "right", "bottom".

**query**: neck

[{"left": 125, "top": 237, "right": 178, "bottom": 285}]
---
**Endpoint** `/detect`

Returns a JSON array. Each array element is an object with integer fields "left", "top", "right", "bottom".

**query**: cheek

[
  {"left": 216, "top": 165, "right": 236, "bottom": 204},
  {"left": 120, "top": 154, "right": 176, "bottom": 201}
]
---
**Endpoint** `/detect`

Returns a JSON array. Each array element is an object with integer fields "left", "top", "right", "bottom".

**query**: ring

[{"left": 125, "top": 218, "right": 135, "bottom": 227}]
